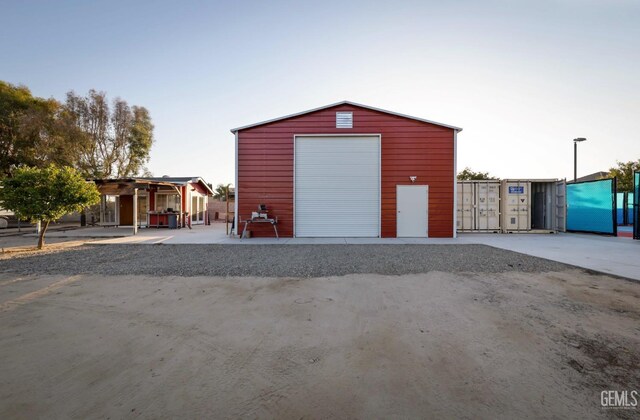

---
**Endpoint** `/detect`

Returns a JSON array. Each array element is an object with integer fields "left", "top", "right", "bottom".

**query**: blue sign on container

[{"left": 508, "top": 186, "right": 524, "bottom": 194}]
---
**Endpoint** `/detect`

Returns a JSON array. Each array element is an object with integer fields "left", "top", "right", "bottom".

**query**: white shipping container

[
  {"left": 500, "top": 179, "right": 566, "bottom": 233},
  {"left": 457, "top": 179, "right": 566, "bottom": 233},
  {"left": 456, "top": 181, "right": 501, "bottom": 232}
]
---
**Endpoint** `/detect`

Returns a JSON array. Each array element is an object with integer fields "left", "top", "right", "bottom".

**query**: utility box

[
  {"left": 456, "top": 180, "right": 501, "bottom": 232},
  {"left": 501, "top": 179, "right": 566, "bottom": 233}
]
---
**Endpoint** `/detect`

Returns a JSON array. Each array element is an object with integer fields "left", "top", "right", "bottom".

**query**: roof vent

[{"left": 336, "top": 112, "right": 353, "bottom": 128}]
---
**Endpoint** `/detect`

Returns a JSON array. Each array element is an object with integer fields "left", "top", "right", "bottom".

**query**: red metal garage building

[{"left": 232, "top": 101, "right": 462, "bottom": 238}]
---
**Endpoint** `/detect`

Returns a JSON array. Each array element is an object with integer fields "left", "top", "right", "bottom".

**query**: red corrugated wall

[{"left": 237, "top": 104, "right": 455, "bottom": 238}]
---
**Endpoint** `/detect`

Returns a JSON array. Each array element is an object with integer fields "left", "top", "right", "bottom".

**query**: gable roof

[
  {"left": 91, "top": 177, "right": 215, "bottom": 195},
  {"left": 140, "top": 177, "right": 196, "bottom": 184},
  {"left": 230, "top": 100, "right": 463, "bottom": 133},
  {"left": 568, "top": 171, "right": 609, "bottom": 184},
  {"left": 137, "top": 177, "right": 215, "bottom": 195}
]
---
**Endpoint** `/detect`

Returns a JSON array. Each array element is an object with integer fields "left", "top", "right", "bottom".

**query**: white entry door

[{"left": 397, "top": 185, "right": 428, "bottom": 237}]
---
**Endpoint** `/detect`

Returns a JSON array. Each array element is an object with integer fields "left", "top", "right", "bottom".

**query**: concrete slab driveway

[
  {"left": 457, "top": 233, "right": 640, "bottom": 281},
  {"left": 1, "top": 244, "right": 639, "bottom": 419}
]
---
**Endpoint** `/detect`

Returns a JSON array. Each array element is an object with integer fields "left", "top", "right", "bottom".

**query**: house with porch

[{"left": 92, "top": 177, "right": 214, "bottom": 231}]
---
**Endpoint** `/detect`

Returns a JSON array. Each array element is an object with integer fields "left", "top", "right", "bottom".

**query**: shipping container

[
  {"left": 456, "top": 180, "right": 501, "bottom": 232},
  {"left": 501, "top": 179, "right": 566, "bottom": 233}
]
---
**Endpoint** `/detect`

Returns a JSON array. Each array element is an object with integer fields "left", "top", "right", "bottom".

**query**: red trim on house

[{"left": 190, "top": 182, "right": 209, "bottom": 195}]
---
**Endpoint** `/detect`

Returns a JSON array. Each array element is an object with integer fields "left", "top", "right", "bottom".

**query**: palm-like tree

[{"left": 213, "top": 183, "right": 232, "bottom": 201}]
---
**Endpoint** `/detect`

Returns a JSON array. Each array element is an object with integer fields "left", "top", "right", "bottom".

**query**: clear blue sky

[{"left": 2, "top": 0, "right": 639, "bottom": 185}]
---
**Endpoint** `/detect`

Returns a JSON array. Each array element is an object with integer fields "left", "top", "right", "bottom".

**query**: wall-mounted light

[{"left": 409, "top": 176, "right": 417, "bottom": 183}]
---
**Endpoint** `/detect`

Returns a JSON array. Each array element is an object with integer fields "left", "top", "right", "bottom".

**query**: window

[
  {"left": 190, "top": 195, "right": 207, "bottom": 223},
  {"left": 191, "top": 196, "right": 198, "bottom": 222},
  {"left": 155, "top": 193, "right": 181, "bottom": 212},
  {"left": 137, "top": 195, "right": 148, "bottom": 225},
  {"left": 199, "top": 196, "right": 205, "bottom": 221},
  {"left": 102, "top": 195, "right": 118, "bottom": 224}
]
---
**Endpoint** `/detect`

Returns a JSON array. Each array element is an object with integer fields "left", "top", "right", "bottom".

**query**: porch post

[
  {"left": 100, "top": 195, "right": 105, "bottom": 225},
  {"left": 133, "top": 188, "right": 138, "bottom": 235}
]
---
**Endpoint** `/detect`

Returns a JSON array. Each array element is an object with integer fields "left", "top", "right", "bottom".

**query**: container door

[
  {"left": 503, "top": 181, "right": 531, "bottom": 231},
  {"left": 555, "top": 180, "right": 566, "bottom": 232},
  {"left": 456, "top": 182, "right": 474, "bottom": 231},
  {"left": 477, "top": 182, "right": 500, "bottom": 231}
]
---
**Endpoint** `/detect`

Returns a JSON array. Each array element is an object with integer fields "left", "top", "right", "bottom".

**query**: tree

[
  {"left": 457, "top": 167, "right": 497, "bottom": 180},
  {"left": 1, "top": 82, "right": 154, "bottom": 179},
  {"left": 64, "top": 89, "right": 154, "bottom": 178},
  {"left": 0, "top": 165, "right": 100, "bottom": 249},
  {"left": 213, "top": 183, "right": 232, "bottom": 201},
  {"left": 0, "top": 81, "right": 84, "bottom": 177},
  {"left": 605, "top": 160, "right": 640, "bottom": 192}
]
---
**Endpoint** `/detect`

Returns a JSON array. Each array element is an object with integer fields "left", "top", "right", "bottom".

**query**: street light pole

[{"left": 573, "top": 137, "right": 587, "bottom": 182}]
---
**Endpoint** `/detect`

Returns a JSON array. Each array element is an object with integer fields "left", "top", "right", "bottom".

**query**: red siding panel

[{"left": 237, "top": 104, "right": 455, "bottom": 238}]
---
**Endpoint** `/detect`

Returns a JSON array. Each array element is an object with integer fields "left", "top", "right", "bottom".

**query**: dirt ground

[
  {"left": 0, "top": 235, "right": 80, "bottom": 250},
  {"left": 0, "top": 264, "right": 639, "bottom": 418}
]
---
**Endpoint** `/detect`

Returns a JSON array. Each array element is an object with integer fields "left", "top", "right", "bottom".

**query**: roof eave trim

[
  {"left": 229, "top": 100, "right": 463, "bottom": 133},
  {"left": 196, "top": 178, "right": 216, "bottom": 195}
]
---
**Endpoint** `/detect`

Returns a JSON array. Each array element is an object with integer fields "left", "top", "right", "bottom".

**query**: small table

[{"left": 241, "top": 217, "right": 279, "bottom": 239}]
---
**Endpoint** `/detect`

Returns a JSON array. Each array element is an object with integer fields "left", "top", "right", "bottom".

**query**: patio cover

[{"left": 92, "top": 178, "right": 182, "bottom": 195}]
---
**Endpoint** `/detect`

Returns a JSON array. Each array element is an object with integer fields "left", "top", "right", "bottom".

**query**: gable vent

[{"left": 336, "top": 112, "right": 353, "bottom": 128}]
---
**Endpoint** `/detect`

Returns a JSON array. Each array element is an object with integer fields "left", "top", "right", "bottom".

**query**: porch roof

[{"left": 91, "top": 178, "right": 182, "bottom": 195}]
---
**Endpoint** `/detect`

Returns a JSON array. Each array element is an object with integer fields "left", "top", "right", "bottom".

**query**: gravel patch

[{"left": 0, "top": 244, "right": 572, "bottom": 277}]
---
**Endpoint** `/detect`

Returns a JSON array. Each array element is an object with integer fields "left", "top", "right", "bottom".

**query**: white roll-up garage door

[{"left": 295, "top": 136, "right": 380, "bottom": 237}]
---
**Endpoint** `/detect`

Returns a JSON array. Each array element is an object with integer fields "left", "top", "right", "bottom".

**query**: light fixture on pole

[{"left": 573, "top": 137, "right": 587, "bottom": 182}]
